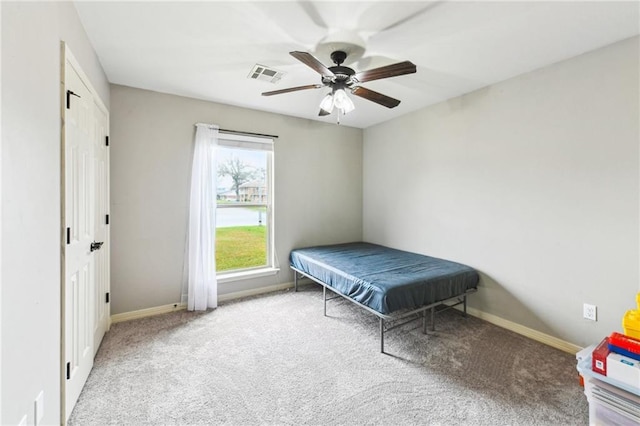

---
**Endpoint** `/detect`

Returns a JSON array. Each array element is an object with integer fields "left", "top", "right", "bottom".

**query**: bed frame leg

[
  {"left": 431, "top": 306, "right": 436, "bottom": 331},
  {"left": 422, "top": 310, "right": 427, "bottom": 334},
  {"left": 323, "top": 285, "right": 327, "bottom": 317},
  {"left": 380, "top": 318, "right": 384, "bottom": 353},
  {"left": 294, "top": 272, "right": 298, "bottom": 292},
  {"left": 463, "top": 295, "right": 468, "bottom": 317}
]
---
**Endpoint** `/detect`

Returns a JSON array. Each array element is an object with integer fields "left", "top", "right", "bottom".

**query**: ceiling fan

[{"left": 262, "top": 50, "right": 416, "bottom": 119}]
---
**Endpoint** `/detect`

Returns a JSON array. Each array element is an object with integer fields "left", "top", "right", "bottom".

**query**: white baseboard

[
  {"left": 218, "top": 281, "right": 295, "bottom": 303},
  {"left": 111, "top": 303, "right": 186, "bottom": 324},
  {"left": 111, "top": 281, "right": 299, "bottom": 323},
  {"left": 462, "top": 306, "right": 582, "bottom": 354}
]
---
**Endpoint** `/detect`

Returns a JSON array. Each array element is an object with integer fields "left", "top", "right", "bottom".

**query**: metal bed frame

[{"left": 292, "top": 266, "right": 477, "bottom": 353}]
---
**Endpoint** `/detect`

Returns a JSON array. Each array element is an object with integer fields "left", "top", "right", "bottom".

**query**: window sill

[{"left": 217, "top": 267, "right": 280, "bottom": 284}]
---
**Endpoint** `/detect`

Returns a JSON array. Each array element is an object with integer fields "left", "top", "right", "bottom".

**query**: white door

[
  {"left": 93, "top": 102, "right": 110, "bottom": 353},
  {"left": 63, "top": 57, "right": 95, "bottom": 420}
]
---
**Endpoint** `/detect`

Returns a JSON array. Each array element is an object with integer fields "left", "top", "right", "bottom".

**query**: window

[{"left": 215, "top": 132, "right": 274, "bottom": 277}]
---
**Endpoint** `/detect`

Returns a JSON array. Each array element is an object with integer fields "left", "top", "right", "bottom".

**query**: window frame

[{"left": 215, "top": 132, "right": 277, "bottom": 281}]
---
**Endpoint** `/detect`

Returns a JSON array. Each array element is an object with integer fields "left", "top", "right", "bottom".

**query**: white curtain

[{"left": 186, "top": 123, "right": 218, "bottom": 311}]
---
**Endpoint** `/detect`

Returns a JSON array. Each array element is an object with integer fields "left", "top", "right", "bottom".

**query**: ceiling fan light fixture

[
  {"left": 333, "top": 88, "right": 355, "bottom": 114},
  {"left": 319, "top": 92, "right": 335, "bottom": 113}
]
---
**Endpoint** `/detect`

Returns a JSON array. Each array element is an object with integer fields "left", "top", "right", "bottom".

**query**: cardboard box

[
  {"left": 607, "top": 352, "right": 640, "bottom": 391},
  {"left": 592, "top": 337, "right": 610, "bottom": 376}
]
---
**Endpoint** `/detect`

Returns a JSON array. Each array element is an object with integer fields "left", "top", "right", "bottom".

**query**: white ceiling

[{"left": 74, "top": 1, "right": 639, "bottom": 129}]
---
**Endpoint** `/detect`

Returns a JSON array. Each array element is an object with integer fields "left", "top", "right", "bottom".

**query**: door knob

[{"left": 90, "top": 241, "right": 104, "bottom": 252}]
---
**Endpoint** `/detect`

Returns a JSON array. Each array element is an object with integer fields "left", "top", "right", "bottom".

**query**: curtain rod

[{"left": 219, "top": 128, "right": 279, "bottom": 139}]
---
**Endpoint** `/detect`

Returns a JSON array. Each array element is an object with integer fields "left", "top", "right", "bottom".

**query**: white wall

[
  {"left": 1, "top": 2, "right": 109, "bottom": 424},
  {"left": 363, "top": 36, "right": 639, "bottom": 348},
  {"left": 109, "top": 84, "right": 362, "bottom": 315}
]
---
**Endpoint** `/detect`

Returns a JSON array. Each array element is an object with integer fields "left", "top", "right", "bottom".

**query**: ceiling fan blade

[
  {"left": 318, "top": 109, "right": 331, "bottom": 116},
  {"left": 353, "top": 61, "right": 417, "bottom": 83},
  {"left": 351, "top": 86, "right": 401, "bottom": 108},
  {"left": 262, "top": 84, "right": 323, "bottom": 96},
  {"left": 290, "top": 51, "right": 335, "bottom": 78},
  {"left": 371, "top": 3, "right": 441, "bottom": 33},
  {"left": 298, "top": 1, "right": 329, "bottom": 30}
]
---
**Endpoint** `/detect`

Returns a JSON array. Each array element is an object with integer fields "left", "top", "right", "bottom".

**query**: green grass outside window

[{"left": 216, "top": 226, "right": 267, "bottom": 272}]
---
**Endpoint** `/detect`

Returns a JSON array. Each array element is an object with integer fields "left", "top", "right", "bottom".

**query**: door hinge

[
  {"left": 66, "top": 90, "right": 81, "bottom": 109},
  {"left": 66, "top": 227, "right": 71, "bottom": 245},
  {"left": 106, "top": 292, "right": 110, "bottom": 304},
  {"left": 106, "top": 214, "right": 109, "bottom": 225},
  {"left": 66, "top": 362, "right": 71, "bottom": 380},
  {"left": 105, "top": 135, "right": 109, "bottom": 146}
]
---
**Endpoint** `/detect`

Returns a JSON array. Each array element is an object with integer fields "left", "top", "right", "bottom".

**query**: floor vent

[{"left": 248, "top": 64, "right": 285, "bottom": 84}]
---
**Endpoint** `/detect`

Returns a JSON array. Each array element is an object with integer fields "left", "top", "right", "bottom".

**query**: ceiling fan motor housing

[
  {"left": 322, "top": 51, "right": 356, "bottom": 88},
  {"left": 330, "top": 50, "right": 348, "bottom": 66}
]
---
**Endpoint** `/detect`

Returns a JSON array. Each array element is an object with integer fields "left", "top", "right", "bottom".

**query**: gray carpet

[{"left": 69, "top": 286, "right": 589, "bottom": 425}]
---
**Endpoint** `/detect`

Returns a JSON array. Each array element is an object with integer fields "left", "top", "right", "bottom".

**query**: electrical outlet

[{"left": 583, "top": 303, "right": 597, "bottom": 321}]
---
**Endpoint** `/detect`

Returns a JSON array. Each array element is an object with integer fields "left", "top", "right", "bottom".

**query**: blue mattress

[{"left": 290, "top": 242, "right": 479, "bottom": 315}]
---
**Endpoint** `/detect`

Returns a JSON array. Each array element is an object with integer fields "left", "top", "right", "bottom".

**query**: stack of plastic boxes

[{"left": 576, "top": 294, "right": 640, "bottom": 425}]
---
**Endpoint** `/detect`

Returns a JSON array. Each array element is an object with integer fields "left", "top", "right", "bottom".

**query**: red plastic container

[
  {"left": 592, "top": 336, "right": 610, "bottom": 376},
  {"left": 610, "top": 331, "right": 640, "bottom": 355},
  {"left": 608, "top": 332, "right": 640, "bottom": 361}
]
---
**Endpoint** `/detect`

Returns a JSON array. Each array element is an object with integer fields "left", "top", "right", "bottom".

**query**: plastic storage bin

[
  {"left": 590, "top": 399, "right": 639, "bottom": 426},
  {"left": 624, "top": 310, "right": 640, "bottom": 340},
  {"left": 583, "top": 375, "right": 640, "bottom": 425}
]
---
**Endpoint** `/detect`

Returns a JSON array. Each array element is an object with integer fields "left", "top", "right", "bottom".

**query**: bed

[{"left": 290, "top": 242, "right": 480, "bottom": 353}]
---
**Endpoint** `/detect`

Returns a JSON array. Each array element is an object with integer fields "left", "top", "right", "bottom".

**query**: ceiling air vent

[{"left": 248, "top": 64, "right": 285, "bottom": 84}]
